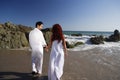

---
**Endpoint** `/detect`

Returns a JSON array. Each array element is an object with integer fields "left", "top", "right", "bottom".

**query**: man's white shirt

[{"left": 29, "top": 28, "right": 46, "bottom": 48}]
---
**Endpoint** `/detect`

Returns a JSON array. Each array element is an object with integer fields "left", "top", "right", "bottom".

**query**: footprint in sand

[{"left": 81, "top": 77, "right": 88, "bottom": 80}]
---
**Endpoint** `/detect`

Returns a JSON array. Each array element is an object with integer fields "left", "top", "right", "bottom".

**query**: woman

[{"left": 48, "top": 24, "right": 67, "bottom": 80}]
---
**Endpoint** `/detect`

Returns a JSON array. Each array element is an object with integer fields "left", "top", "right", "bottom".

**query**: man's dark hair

[{"left": 35, "top": 21, "right": 43, "bottom": 28}]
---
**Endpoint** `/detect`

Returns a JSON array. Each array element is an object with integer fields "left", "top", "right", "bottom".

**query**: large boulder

[
  {"left": 90, "top": 35, "right": 104, "bottom": 44},
  {"left": 66, "top": 41, "right": 75, "bottom": 48},
  {"left": 71, "top": 33, "right": 82, "bottom": 36},
  {"left": 10, "top": 31, "right": 22, "bottom": 48},
  {"left": 66, "top": 41, "right": 84, "bottom": 48},
  {"left": 106, "top": 29, "right": 120, "bottom": 42},
  {"left": 42, "top": 28, "right": 52, "bottom": 45},
  {"left": 20, "top": 32, "right": 29, "bottom": 47},
  {"left": 0, "top": 22, "right": 32, "bottom": 49}
]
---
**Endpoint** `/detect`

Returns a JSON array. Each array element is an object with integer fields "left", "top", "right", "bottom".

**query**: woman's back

[
  {"left": 51, "top": 40, "right": 63, "bottom": 52},
  {"left": 48, "top": 24, "right": 67, "bottom": 80},
  {"left": 48, "top": 40, "right": 64, "bottom": 80}
]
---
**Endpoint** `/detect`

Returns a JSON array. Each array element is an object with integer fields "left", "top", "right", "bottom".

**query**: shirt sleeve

[{"left": 40, "top": 31, "right": 47, "bottom": 47}]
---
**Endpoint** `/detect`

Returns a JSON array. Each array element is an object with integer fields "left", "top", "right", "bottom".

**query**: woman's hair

[{"left": 51, "top": 24, "right": 64, "bottom": 43}]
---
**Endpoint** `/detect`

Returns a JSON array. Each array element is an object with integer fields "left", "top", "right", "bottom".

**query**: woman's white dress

[{"left": 48, "top": 40, "right": 64, "bottom": 80}]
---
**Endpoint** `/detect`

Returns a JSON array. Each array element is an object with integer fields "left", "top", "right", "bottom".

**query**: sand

[{"left": 0, "top": 48, "right": 120, "bottom": 80}]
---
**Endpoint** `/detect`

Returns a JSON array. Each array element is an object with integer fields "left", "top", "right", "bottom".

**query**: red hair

[{"left": 51, "top": 24, "right": 64, "bottom": 43}]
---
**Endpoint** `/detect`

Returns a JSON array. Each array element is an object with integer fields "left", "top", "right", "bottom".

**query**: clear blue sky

[{"left": 0, "top": 0, "right": 120, "bottom": 31}]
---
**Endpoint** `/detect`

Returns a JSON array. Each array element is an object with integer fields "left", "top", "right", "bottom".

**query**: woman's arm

[{"left": 62, "top": 36, "right": 68, "bottom": 57}]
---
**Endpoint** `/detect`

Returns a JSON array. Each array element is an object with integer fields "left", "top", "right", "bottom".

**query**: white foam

[
  {"left": 65, "top": 34, "right": 120, "bottom": 70},
  {"left": 65, "top": 34, "right": 120, "bottom": 52},
  {"left": 65, "top": 35, "right": 91, "bottom": 44}
]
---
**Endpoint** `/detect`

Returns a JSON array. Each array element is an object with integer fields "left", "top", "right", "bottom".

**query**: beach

[{"left": 0, "top": 48, "right": 120, "bottom": 80}]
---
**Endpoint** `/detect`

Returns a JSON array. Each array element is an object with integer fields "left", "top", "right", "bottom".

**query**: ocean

[
  {"left": 63, "top": 31, "right": 113, "bottom": 37},
  {"left": 63, "top": 31, "right": 120, "bottom": 52},
  {"left": 63, "top": 31, "right": 120, "bottom": 79}
]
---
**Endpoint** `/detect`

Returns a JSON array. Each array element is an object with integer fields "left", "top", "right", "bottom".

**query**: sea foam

[{"left": 65, "top": 34, "right": 120, "bottom": 52}]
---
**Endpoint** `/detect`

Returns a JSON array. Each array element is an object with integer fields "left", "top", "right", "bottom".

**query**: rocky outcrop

[
  {"left": 90, "top": 35, "right": 104, "bottom": 44},
  {"left": 71, "top": 33, "right": 82, "bottom": 36},
  {"left": 0, "top": 22, "right": 32, "bottom": 49},
  {"left": 42, "top": 28, "right": 52, "bottom": 45},
  {"left": 66, "top": 41, "right": 75, "bottom": 48},
  {"left": 106, "top": 29, "right": 120, "bottom": 42},
  {"left": 66, "top": 41, "right": 84, "bottom": 48},
  {"left": 0, "top": 22, "right": 52, "bottom": 49},
  {"left": 90, "top": 29, "right": 120, "bottom": 44}
]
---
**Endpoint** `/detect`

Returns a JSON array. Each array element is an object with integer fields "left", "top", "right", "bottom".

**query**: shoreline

[{"left": 0, "top": 49, "right": 120, "bottom": 80}]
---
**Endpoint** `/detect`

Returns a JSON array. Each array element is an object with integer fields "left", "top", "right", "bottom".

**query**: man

[{"left": 29, "top": 21, "right": 48, "bottom": 76}]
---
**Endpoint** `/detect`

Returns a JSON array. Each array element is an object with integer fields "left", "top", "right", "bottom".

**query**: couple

[{"left": 29, "top": 21, "right": 68, "bottom": 80}]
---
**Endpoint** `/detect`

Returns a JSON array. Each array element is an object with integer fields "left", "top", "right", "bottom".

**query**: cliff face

[
  {"left": 0, "top": 22, "right": 52, "bottom": 49},
  {"left": 0, "top": 22, "right": 33, "bottom": 49}
]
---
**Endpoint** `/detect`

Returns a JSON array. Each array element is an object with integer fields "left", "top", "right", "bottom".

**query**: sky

[{"left": 0, "top": 0, "right": 120, "bottom": 31}]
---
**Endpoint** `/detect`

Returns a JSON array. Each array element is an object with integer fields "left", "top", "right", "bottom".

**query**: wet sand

[{"left": 0, "top": 49, "right": 120, "bottom": 80}]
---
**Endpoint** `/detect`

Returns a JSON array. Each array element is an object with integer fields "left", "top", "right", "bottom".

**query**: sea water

[
  {"left": 63, "top": 31, "right": 113, "bottom": 37},
  {"left": 63, "top": 31, "right": 120, "bottom": 52},
  {"left": 64, "top": 31, "right": 120, "bottom": 72}
]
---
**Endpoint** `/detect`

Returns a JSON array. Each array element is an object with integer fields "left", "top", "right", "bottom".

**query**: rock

[
  {"left": 44, "top": 31, "right": 52, "bottom": 45},
  {"left": 74, "top": 42, "right": 84, "bottom": 46},
  {"left": 18, "top": 24, "right": 33, "bottom": 32},
  {"left": 42, "top": 28, "right": 52, "bottom": 45},
  {"left": 41, "top": 28, "right": 51, "bottom": 32},
  {"left": 106, "top": 29, "right": 120, "bottom": 42},
  {"left": 90, "top": 35, "right": 104, "bottom": 44},
  {"left": 20, "top": 33, "right": 29, "bottom": 47},
  {"left": 25, "top": 32, "right": 30, "bottom": 42},
  {"left": 66, "top": 41, "right": 84, "bottom": 48},
  {"left": 0, "top": 24, "right": 3, "bottom": 28},
  {"left": 71, "top": 33, "right": 82, "bottom": 36},
  {"left": 9, "top": 31, "right": 21, "bottom": 48},
  {"left": 66, "top": 41, "right": 75, "bottom": 48},
  {"left": 0, "top": 22, "right": 32, "bottom": 49}
]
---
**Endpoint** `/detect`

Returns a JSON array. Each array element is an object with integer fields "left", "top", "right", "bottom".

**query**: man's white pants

[{"left": 31, "top": 46, "right": 43, "bottom": 74}]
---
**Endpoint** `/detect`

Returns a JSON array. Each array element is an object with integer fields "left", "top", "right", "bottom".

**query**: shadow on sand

[{"left": 0, "top": 72, "right": 48, "bottom": 80}]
